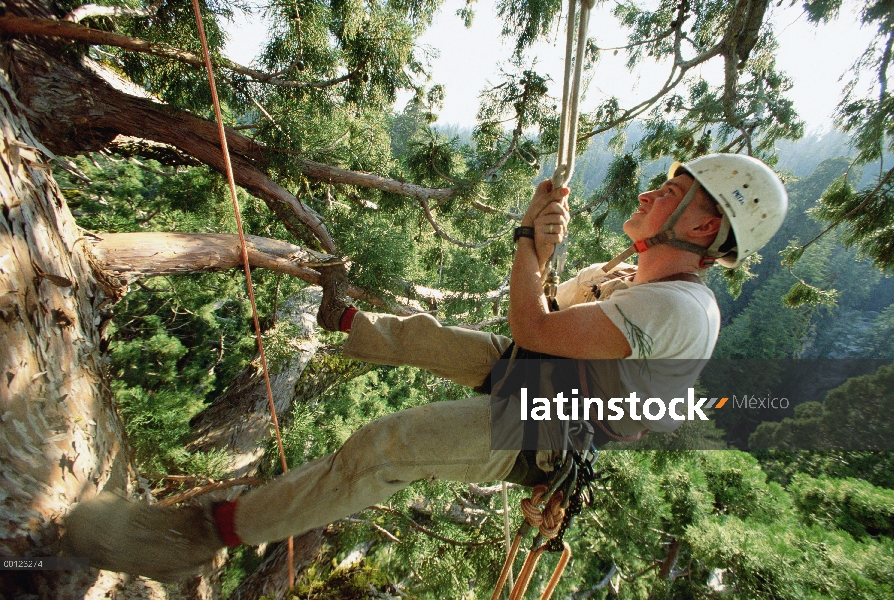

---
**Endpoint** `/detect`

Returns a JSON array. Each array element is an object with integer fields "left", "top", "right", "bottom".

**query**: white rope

[
  {"left": 502, "top": 481, "right": 514, "bottom": 592},
  {"left": 548, "top": 0, "right": 595, "bottom": 301},
  {"left": 551, "top": 0, "right": 596, "bottom": 189}
]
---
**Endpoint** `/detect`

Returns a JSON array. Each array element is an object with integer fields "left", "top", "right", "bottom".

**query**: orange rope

[
  {"left": 490, "top": 532, "right": 524, "bottom": 600},
  {"left": 520, "top": 483, "right": 566, "bottom": 539},
  {"left": 188, "top": 0, "right": 295, "bottom": 587}
]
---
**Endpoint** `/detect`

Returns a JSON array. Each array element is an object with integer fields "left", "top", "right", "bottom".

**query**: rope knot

[{"left": 520, "top": 484, "right": 566, "bottom": 539}]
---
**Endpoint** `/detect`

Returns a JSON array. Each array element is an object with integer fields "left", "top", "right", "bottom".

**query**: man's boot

[
  {"left": 317, "top": 262, "right": 352, "bottom": 331},
  {"left": 61, "top": 492, "right": 226, "bottom": 582}
]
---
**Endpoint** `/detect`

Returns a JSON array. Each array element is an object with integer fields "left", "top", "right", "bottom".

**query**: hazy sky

[{"left": 225, "top": 0, "right": 875, "bottom": 132}]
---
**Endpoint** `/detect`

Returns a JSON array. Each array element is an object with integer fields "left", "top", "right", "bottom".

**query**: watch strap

[{"left": 513, "top": 226, "right": 535, "bottom": 242}]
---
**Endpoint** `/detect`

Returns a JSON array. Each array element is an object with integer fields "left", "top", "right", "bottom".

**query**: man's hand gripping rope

[{"left": 522, "top": 180, "right": 570, "bottom": 273}]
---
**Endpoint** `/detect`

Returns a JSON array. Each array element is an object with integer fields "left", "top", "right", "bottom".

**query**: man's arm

[{"left": 509, "top": 181, "right": 632, "bottom": 360}]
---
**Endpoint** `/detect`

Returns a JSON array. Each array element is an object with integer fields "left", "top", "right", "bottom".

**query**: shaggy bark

[{"left": 0, "top": 49, "right": 147, "bottom": 600}]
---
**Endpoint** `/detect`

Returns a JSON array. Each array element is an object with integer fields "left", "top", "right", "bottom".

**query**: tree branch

[
  {"left": 341, "top": 518, "right": 402, "bottom": 544},
  {"left": 107, "top": 135, "right": 203, "bottom": 167},
  {"left": 571, "top": 565, "right": 618, "bottom": 599},
  {"left": 368, "top": 505, "right": 503, "bottom": 547},
  {"left": 89, "top": 231, "right": 335, "bottom": 281},
  {"left": 656, "top": 537, "right": 681, "bottom": 579},
  {"left": 720, "top": 1, "right": 770, "bottom": 128},
  {"left": 793, "top": 164, "right": 894, "bottom": 254},
  {"left": 87, "top": 231, "right": 419, "bottom": 311},
  {"left": 417, "top": 197, "right": 513, "bottom": 248},
  {"left": 297, "top": 157, "right": 455, "bottom": 202},
  {"left": 88, "top": 231, "right": 510, "bottom": 316},
  {"left": 470, "top": 198, "right": 524, "bottom": 220},
  {"left": 154, "top": 477, "right": 266, "bottom": 507},
  {"left": 0, "top": 15, "right": 361, "bottom": 90},
  {"left": 579, "top": 0, "right": 731, "bottom": 142}
]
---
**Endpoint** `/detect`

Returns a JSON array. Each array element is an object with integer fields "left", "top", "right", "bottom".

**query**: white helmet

[{"left": 669, "top": 154, "right": 788, "bottom": 269}]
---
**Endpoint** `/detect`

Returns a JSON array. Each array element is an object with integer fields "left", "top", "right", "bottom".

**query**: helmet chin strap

[{"left": 600, "top": 180, "right": 720, "bottom": 274}]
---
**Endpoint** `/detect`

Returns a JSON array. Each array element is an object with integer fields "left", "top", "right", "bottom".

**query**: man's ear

[{"left": 690, "top": 215, "right": 722, "bottom": 239}]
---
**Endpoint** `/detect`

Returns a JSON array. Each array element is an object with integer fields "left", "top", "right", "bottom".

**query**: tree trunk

[
  {"left": 187, "top": 289, "right": 321, "bottom": 478},
  {"left": 227, "top": 528, "right": 329, "bottom": 600},
  {"left": 0, "top": 56, "right": 149, "bottom": 599}
]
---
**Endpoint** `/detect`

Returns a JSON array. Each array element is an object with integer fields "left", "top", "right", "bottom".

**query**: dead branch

[
  {"left": 154, "top": 477, "right": 266, "bottom": 507},
  {"left": 65, "top": 3, "right": 159, "bottom": 23},
  {"left": 89, "top": 231, "right": 335, "bottom": 281},
  {"left": 368, "top": 505, "right": 503, "bottom": 547},
  {"left": 86, "top": 231, "right": 421, "bottom": 314}
]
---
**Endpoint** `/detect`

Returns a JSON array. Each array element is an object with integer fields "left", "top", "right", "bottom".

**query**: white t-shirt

[{"left": 555, "top": 263, "right": 720, "bottom": 432}]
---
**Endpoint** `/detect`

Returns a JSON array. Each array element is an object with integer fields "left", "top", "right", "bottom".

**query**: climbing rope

[
  {"left": 545, "top": 0, "right": 596, "bottom": 309},
  {"left": 188, "top": 0, "right": 295, "bottom": 587},
  {"left": 551, "top": 0, "right": 596, "bottom": 190},
  {"left": 520, "top": 483, "right": 566, "bottom": 538}
]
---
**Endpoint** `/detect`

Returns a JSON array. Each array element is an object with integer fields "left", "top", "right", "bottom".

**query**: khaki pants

[{"left": 235, "top": 312, "right": 519, "bottom": 544}]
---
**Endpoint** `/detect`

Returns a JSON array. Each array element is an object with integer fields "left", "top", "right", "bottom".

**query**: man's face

[
  {"left": 623, "top": 174, "right": 718, "bottom": 243},
  {"left": 623, "top": 174, "right": 694, "bottom": 241}
]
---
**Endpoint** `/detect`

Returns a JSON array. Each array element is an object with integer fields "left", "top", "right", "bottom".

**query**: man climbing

[{"left": 63, "top": 153, "right": 787, "bottom": 582}]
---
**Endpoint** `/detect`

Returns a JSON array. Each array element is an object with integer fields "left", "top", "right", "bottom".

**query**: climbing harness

[
  {"left": 545, "top": 0, "right": 597, "bottom": 311},
  {"left": 188, "top": 0, "right": 295, "bottom": 586}
]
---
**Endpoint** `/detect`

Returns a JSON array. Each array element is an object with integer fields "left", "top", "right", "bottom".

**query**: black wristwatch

[{"left": 513, "top": 226, "right": 535, "bottom": 243}]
